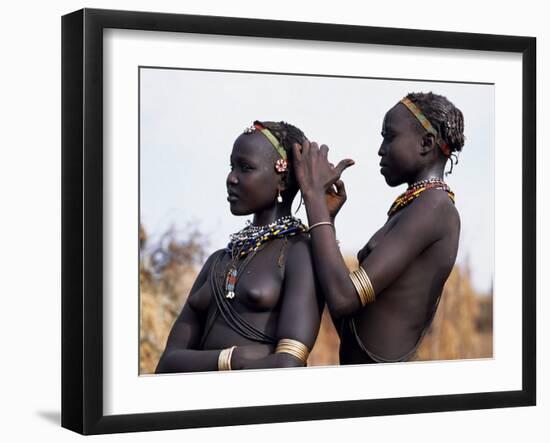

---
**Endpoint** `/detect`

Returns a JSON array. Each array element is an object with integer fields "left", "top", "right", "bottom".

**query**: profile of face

[
  {"left": 378, "top": 104, "right": 426, "bottom": 187},
  {"left": 226, "top": 132, "right": 283, "bottom": 216}
]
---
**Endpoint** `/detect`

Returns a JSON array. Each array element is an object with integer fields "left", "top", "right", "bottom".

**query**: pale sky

[{"left": 140, "top": 67, "right": 494, "bottom": 293}]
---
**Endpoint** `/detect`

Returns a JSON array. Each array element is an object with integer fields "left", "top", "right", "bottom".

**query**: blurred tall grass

[{"left": 139, "top": 224, "right": 492, "bottom": 374}]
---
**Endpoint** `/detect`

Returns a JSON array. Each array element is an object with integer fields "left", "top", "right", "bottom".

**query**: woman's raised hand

[
  {"left": 292, "top": 141, "right": 354, "bottom": 199},
  {"left": 326, "top": 179, "right": 348, "bottom": 220}
]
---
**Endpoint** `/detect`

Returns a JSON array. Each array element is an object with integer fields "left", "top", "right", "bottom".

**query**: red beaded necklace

[{"left": 387, "top": 178, "right": 455, "bottom": 217}]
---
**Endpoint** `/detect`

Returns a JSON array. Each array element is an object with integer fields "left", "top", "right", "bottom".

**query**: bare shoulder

[
  {"left": 412, "top": 188, "right": 459, "bottom": 221},
  {"left": 285, "top": 233, "right": 313, "bottom": 265},
  {"left": 286, "top": 232, "right": 312, "bottom": 250},
  {"left": 393, "top": 188, "right": 460, "bottom": 242},
  {"left": 204, "top": 248, "right": 226, "bottom": 266},
  {"left": 194, "top": 248, "right": 226, "bottom": 278}
]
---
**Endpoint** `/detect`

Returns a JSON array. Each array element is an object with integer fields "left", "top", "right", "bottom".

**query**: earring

[{"left": 277, "top": 189, "right": 283, "bottom": 203}]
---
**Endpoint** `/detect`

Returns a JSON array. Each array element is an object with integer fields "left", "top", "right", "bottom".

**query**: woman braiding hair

[{"left": 293, "top": 92, "right": 465, "bottom": 364}]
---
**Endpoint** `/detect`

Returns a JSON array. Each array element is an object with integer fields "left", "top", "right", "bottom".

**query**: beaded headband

[
  {"left": 244, "top": 122, "right": 288, "bottom": 172},
  {"left": 400, "top": 98, "right": 451, "bottom": 157}
]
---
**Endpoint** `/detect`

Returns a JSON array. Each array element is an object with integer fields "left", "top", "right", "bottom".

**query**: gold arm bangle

[
  {"left": 349, "top": 270, "right": 368, "bottom": 306},
  {"left": 307, "top": 221, "right": 334, "bottom": 232},
  {"left": 349, "top": 266, "right": 376, "bottom": 306},
  {"left": 218, "top": 346, "right": 236, "bottom": 371},
  {"left": 275, "top": 338, "right": 310, "bottom": 364},
  {"left": 355, "top": 266, "right": 375, "bottom": 304}
]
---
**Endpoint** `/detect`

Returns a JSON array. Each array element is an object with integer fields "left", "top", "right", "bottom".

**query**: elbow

[
  {"left": 155, "top": 354, "right": 167, "bottom": 374},
  {"left": 155, "top": 350, "right": 174, "bottom": 374},
  {"left": 324, "top": 283, "right": 361, "bottom": 319},
  {"left": 274, "top": 352, "right": 307, "bottom": 368},
  {"left": 275, "top": 353, "right": 306, "bottom": 368},
  {"left": 327, "top": 298, "right": 358, "bottom": 319}
]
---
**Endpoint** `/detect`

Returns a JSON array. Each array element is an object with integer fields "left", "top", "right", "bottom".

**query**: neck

[
  {"left": 252, "top": 202, "right": 293, "bottom": 227},
  {"left": 408, "top": 163, "right": 445, "bottom": 187}
]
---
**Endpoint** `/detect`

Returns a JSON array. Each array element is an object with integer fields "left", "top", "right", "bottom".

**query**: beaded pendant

[{"left": 225, "top": 267, "right": 237, "bottom": 299}]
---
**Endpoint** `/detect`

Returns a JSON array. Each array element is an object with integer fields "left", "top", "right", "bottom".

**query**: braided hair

[
  {"left": 254, "top": 120, "right": 308, "bottom": 196},
  {"left": 405, "top": 92, "right": 465, "bottom": 173}
]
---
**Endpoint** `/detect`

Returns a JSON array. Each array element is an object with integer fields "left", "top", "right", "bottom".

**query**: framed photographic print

[{"left": 61, "top": 8, "right": 536, "bottom": 435}]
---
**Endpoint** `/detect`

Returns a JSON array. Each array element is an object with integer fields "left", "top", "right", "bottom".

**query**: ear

[
  {"left": 420, "top": 133, "right": 437, "bottom": 155},
  {"left": 278, "top": 171, "right": 290, "bottom": 192}
]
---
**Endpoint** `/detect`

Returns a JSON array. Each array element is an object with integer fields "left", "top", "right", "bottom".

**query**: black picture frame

[{"left": 61, "top": 8, "right": 536, "bottom": 435}]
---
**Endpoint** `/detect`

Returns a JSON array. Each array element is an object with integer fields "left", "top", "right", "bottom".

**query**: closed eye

[{"left": 239, "top": 161, "right": 254, "bottom": 172}]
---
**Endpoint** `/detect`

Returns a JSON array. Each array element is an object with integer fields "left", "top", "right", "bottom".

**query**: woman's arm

[
  {"left": 292, "top": 141, "right": 448, "bottom": 319},
  {"left": 155, "top": 251, "right": 220, "bottom": 373},
  {"left": 155, "top": 250, "right": 276, "bottom": 373},
  {"left": 232, "top": 238, "right": 323, "bottom": 369},
  {"left": 155, "top": 302, "right": 222, "bottom": 373}
]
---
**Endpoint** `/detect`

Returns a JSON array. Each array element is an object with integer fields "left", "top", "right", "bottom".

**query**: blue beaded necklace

[{"left": 224, "top": 215, "right": 306, "bottom": 299}]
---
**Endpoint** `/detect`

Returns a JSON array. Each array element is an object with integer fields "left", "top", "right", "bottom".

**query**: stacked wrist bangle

[
  {"left": 218, "top": 346, "right": 236, "bottom": 371},
  {"left": 307, "top": 221, "right": 334, "bottom": 232},
  {"left": 349, "top": 266, "right": 376, "bottom": 306},
  {"left": 275, "top": 338, "right": 310, "bottom": 364}
]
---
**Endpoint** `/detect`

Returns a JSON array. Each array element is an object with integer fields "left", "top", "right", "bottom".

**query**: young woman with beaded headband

[
  {"left": 292, "top": 92, "right": 465, "bottom": 364},
  {"left": 156, "top": 121, "right": 323, "bottom": 373}
]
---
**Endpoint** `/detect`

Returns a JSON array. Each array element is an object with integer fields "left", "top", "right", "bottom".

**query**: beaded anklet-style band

[
  {"left": 275, "top": 338, "right": 310, "bottom": 364},
  {"left": 349, "top": 266, "right": 375, "bottom": 306},
  {"left": 218, "top": 346, "right": 237, "bottom": 371}
]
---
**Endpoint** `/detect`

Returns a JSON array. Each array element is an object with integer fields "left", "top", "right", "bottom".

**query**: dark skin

[
  {"left": 292, "top": 103, "right": 460, "bottom": 363},
  {"left": 156, "top": 132, "right": 322, "bottom": 373}
]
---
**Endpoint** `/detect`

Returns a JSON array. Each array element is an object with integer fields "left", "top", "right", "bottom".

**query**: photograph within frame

[
  {"left": 61, "top": 8, "right": 536, "bottom": 435},
  {"left": 138, "top": 66, "right": 495, "bottom": 376}
]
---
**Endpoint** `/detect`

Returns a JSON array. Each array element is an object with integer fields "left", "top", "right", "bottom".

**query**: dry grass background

[{"left": 139, "top": 225, "right": 492, "bottom": 374}]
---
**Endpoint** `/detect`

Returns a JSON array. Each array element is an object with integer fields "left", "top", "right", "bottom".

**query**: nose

[
  {"left": 378, "top": 142, "right": 386, "bottom": 157},
  {"left": 226, "top": 170, "right": 238, "bottom": 187}
]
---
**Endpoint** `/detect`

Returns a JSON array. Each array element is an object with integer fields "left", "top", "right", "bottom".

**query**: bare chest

[{"left": 189, "top": 243, "right": 286, "bottom": 313}]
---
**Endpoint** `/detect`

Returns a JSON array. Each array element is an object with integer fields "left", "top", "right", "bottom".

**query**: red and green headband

[
  {"left": 244, "top": 122, "right": 289, "bottom": 172},
  {"left": 400, "top": 98, "right": 451, "bottom": 157}
]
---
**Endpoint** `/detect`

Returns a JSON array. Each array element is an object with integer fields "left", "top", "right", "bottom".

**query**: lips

[{"left": 227, "top": 190, "right": 239, "bottom": 202}]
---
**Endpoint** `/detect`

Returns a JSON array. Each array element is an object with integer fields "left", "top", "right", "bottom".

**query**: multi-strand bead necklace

[
  {"left": 387, "top": 178, "right": 455, "bottom": 217},
  {"left": 224, "top": 215, "right": 306, "bottom": 299}
]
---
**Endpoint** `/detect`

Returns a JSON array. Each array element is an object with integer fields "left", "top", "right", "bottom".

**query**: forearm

[
  {"left": 155, "top": 349, "right": 220, "bottom": 373},
  {"left": 303, "top": 191, "right": 363, "bottom": 318},
  {"left": 236, "top": 351, "right": 304, "bottom": 370}
]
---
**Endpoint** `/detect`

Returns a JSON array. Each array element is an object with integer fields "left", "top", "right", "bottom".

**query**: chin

[
  {"left": 381, "top": 172, "right": 397, "bottom": 187},
  {"left": 381, "top": 170, "right": 406, "bottom": 187},
  {"left": 228, "top": 202, "right": 252, "bottom": 216}
]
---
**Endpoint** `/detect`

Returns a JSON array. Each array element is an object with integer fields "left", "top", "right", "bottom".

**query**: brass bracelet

[
  {"left": 275, "top": 338, "right": 310, "bottom": 364},
  {"left": 349, "top": 266, "right": 376, "bottom": 307},
  {"left": 218, "top": 346, "right": 236, "bottom": 371},
  {"left": 307, "top": 221, "right": 334, "bottom": 232}
]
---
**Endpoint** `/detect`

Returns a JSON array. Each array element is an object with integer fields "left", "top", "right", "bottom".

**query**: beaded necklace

[
  {"left": 224, "top": 215, "right": 306, "bottom": 299},
  {"left": 387, "top": 178, "right": 455, "bottom": 218}
]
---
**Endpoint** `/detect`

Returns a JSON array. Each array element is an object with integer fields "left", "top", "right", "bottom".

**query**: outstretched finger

[{"left": 335, "top": 158, "right": 355, "bottom": 176}]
